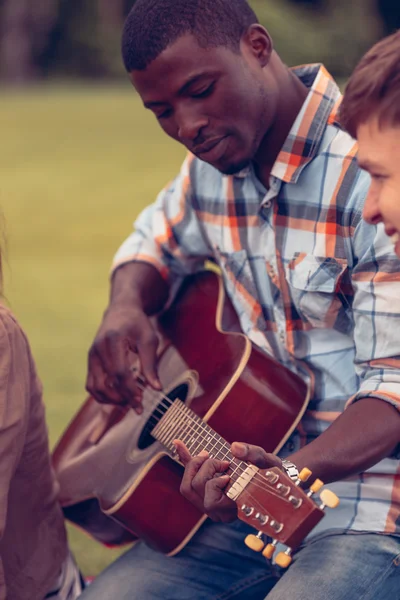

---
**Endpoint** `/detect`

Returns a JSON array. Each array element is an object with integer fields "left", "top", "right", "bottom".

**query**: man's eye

[
  {"left": 156, "top": 109, "right": 172, "bottom": 120},
  {"left": 192, "top": 83, "right": 215, "bottom": 99}
]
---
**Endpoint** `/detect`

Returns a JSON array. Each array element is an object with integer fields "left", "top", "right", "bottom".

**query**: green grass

[{"left": 0, "top": 84, "right": 185, "bottom": 576}]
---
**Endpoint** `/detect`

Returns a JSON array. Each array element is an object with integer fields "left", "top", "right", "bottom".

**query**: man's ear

[{"left": 242, "top": 24, "right": 273, "bottom": 67}]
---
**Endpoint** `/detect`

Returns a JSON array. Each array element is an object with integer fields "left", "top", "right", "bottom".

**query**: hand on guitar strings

[
  {"left": 174, "top": 440, "right": 283, "bottom": 523},
  {"left": 86, "top": 304, "right": 162, "bottom": 413}
]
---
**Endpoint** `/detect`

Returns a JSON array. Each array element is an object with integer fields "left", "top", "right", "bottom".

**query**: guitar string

[
  {"left": 140, "top": 383, "right": 296, "bottom": 501},
  {"left": 158, "top": 411, "right": 295, "bottom": 504},
  {"left": 164, "top": 417, "right": 294, "bottom": 503},
  {"left": 153, "top": 403, "right": 310, "bottom": 526},
  {"left": 161, "top": 396, "right": 294, "bottom": 523},
  {"left": 155, "top": 403, "right": 305, "bottom": 530},
  {"left": 137, "top": 382, "right": 297, "bottom": 502}
]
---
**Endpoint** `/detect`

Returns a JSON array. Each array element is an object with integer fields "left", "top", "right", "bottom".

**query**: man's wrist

[{"left": 111, "top": 261, "right": 169, "bottom": 315}]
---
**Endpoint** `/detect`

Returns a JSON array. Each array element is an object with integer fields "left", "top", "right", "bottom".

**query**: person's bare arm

[
  {"left": 86, "top": 262, "right": 169, "bottom": 412},
  {"left": 110, "top": 261, "right": 169, "bottom": 315}
]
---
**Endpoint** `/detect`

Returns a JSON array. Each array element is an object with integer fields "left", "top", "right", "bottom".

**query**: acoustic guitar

[{"left": 53, "top": 269, "right": 337, "bottom": 560}]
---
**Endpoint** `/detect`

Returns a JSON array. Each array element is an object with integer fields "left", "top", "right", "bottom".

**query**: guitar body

[{"left": 53, "top": 270, "right": 309, "bottom": 555}]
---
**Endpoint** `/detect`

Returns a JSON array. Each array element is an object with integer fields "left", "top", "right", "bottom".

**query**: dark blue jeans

[{"left": 79, "top": 520, "right": 400, "bottom": 599}]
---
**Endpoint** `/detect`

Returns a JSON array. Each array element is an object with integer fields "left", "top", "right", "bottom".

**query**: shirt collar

[{"left": 234, "top": 64, "right": 342, "bottom": 184}]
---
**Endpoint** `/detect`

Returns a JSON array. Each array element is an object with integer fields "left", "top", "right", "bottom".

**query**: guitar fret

[
  {"left": 162, "top": 404, "right": 189, "bottom": 449},
  {"left": 152, "top": 399, "right": 247, "bottom": 486},
  {"left": 180, "top": 418, "right": 194, "bottom": 445},
  {"left": 229, "top": 458, "right": 247, "bottom": 484},
  {"left": 170, "top": 404, "right": 198, "bottom": 453},
  {"left": 181, "top": 405, "right": 203, "bottom": 441},
  {"left": 186, "top": 417, "right": 207, "bottom": 455},
  {"left": 188, "top": 412, "right": 217, "bottom": 455},
  {"left": 207, "top": 434, "right": 228, "bottom": 458},
  {"left": 162, "top": 404, "right": 185, "bottom": 445},
  {"left": 184, "top": 406, "right": 228, "bottom": 457},
  {"left": 171, "top": 403, "right": 196, "bottom": 447}
]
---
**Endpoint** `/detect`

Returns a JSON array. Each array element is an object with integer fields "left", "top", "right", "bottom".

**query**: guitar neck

[{"left": 152, "top": 399, "right": 247, "bottom": 485}]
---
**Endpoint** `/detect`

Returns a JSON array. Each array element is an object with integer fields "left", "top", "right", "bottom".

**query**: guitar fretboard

[{"left": 152, "top": 399, "right": 246, "bottom": 484}]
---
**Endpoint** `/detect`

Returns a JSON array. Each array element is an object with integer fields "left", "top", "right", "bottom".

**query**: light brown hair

[{"left": 340, "top": 30, "right": 400, "bottom": 138}]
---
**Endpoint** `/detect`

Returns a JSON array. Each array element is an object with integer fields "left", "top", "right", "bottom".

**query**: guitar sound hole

[{"left": 137, "top": 383, "right": 189, "bottom": 450}]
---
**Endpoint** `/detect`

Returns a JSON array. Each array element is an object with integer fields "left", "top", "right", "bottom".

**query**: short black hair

[{"left": 121, "top": 0, "right": 259, "bottom": 72}]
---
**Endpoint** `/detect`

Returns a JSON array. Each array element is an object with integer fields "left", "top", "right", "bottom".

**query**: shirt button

[{"left": 263, "top": 199, "right": 272, "bottom": 209}]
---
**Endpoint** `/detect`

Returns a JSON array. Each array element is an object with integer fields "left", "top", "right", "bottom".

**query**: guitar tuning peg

[
  {"left": 262, "top": 539, "right": 277, "bottom": 559},
  {"left": 319, "top": 488, "right": 340, "bottom": 510},
  {"left": 297, "top": 467, "right": 312, "bottom": 484},
  {"left": 275, "top": 548, "right": 293, "bottom": 568},
  {"left": 307, "top": 478, "right": 324, "bottom": 497},
  {"left": 244, "top": 532, "right": 265, "bottom": 552}
]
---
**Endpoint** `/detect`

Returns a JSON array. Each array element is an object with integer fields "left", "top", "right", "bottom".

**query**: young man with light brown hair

[{"left": 341, "top": 29, "right": 400, "bottom": 255}]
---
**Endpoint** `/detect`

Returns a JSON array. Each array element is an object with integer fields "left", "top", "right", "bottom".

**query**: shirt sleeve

[
  {"left": 347, "top": 178, "right": 400, "bottom": 415},
  {"left": 0, "top": 312, "right": 30, "bottom": 598},
  {"left": 112, "top": 153, "right": 213, "bottom": 290}
]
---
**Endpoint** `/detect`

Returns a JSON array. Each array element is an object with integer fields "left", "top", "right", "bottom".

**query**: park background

[{"left": 0, "top": 0, "right": 399, "bottom": 578}]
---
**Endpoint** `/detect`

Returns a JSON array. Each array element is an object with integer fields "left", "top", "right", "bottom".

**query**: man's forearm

[
  {"left": 288, "top": 397, "right": 400, "bottom": 484},
  {"left": 110, "top": 261, "right": 169, "bottom": 315}
]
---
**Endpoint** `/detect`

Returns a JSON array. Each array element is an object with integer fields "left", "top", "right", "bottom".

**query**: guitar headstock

[{"left": 227, "top": 465, "right": 339, "bottom": 568}]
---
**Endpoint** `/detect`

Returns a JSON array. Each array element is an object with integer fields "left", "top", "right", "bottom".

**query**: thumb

[
  {"left": 211, "top": 474, "right": 231, "bottom": 491},
  {"left": 205, "top": 474, "right": 231, "bottom": 503},
  {"left": 231, "top": 442, "right": 280, "bottom": 469},
  {"left": 137, "top": 336, "right": 161, "bottom": 390},
  {"left": 173, "top": 440, "right": 194, "bottom": 465}
]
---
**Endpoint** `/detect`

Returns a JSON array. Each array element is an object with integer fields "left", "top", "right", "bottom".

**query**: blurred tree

[
  {"left": 0, "top": 0, "right": 36, "bottom": 82},
  {"left": 98, "top": 0, "right": 125, "bottom": 30},
  {"left": 44, "top": 0, "right": 128, "bottom": 79},
  {"left": 50, "top": 0, "right": 106, "bottom": 78},
  {"left": 0, "top": 0, "right": 58, "bottom": 83},
  {"left": 0, "top": 0, "right": 388, "bottom": 83},
  {"left": 378, "top": 0, "right": 400, "bottom": 34},
  {"left": 251, "top": 0, "right": 382, "bottom": 78},
  {"left": 289, "top": 0, "right": 400, "bottom": 35},
  {"left": 98, "top": 0, "right": 127, "bottom": 77}
]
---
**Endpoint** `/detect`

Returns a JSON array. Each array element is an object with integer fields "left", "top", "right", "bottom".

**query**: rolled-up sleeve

[{"left": 112, "top": 153, "right": 213, "bottom": 288}]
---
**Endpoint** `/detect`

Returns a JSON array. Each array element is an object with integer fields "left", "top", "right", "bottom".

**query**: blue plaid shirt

[{"left": 114, "top": 64, "right": 400, "bottom": 538}]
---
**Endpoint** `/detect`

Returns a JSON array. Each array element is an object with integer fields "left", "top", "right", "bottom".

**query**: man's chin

[{"left": 213, "top": 158, "right": 251, "bottom": 176}]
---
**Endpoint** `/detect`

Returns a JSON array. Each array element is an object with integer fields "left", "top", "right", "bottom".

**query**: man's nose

[
  {"left": 177, "top": 109, "right": 208, "bottom": 143},
  {"left": 363, "top": 187, "right": 382, "bottom": 225}
]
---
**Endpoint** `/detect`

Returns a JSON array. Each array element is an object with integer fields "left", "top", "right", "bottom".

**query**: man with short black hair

[{"left": 81, "top": 2, "right": 400, "bottom": 598}]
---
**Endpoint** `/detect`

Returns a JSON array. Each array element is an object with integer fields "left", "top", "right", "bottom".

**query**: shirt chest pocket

[{"left": 286, "top": 254, "right": 349, "bottom": 329}]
